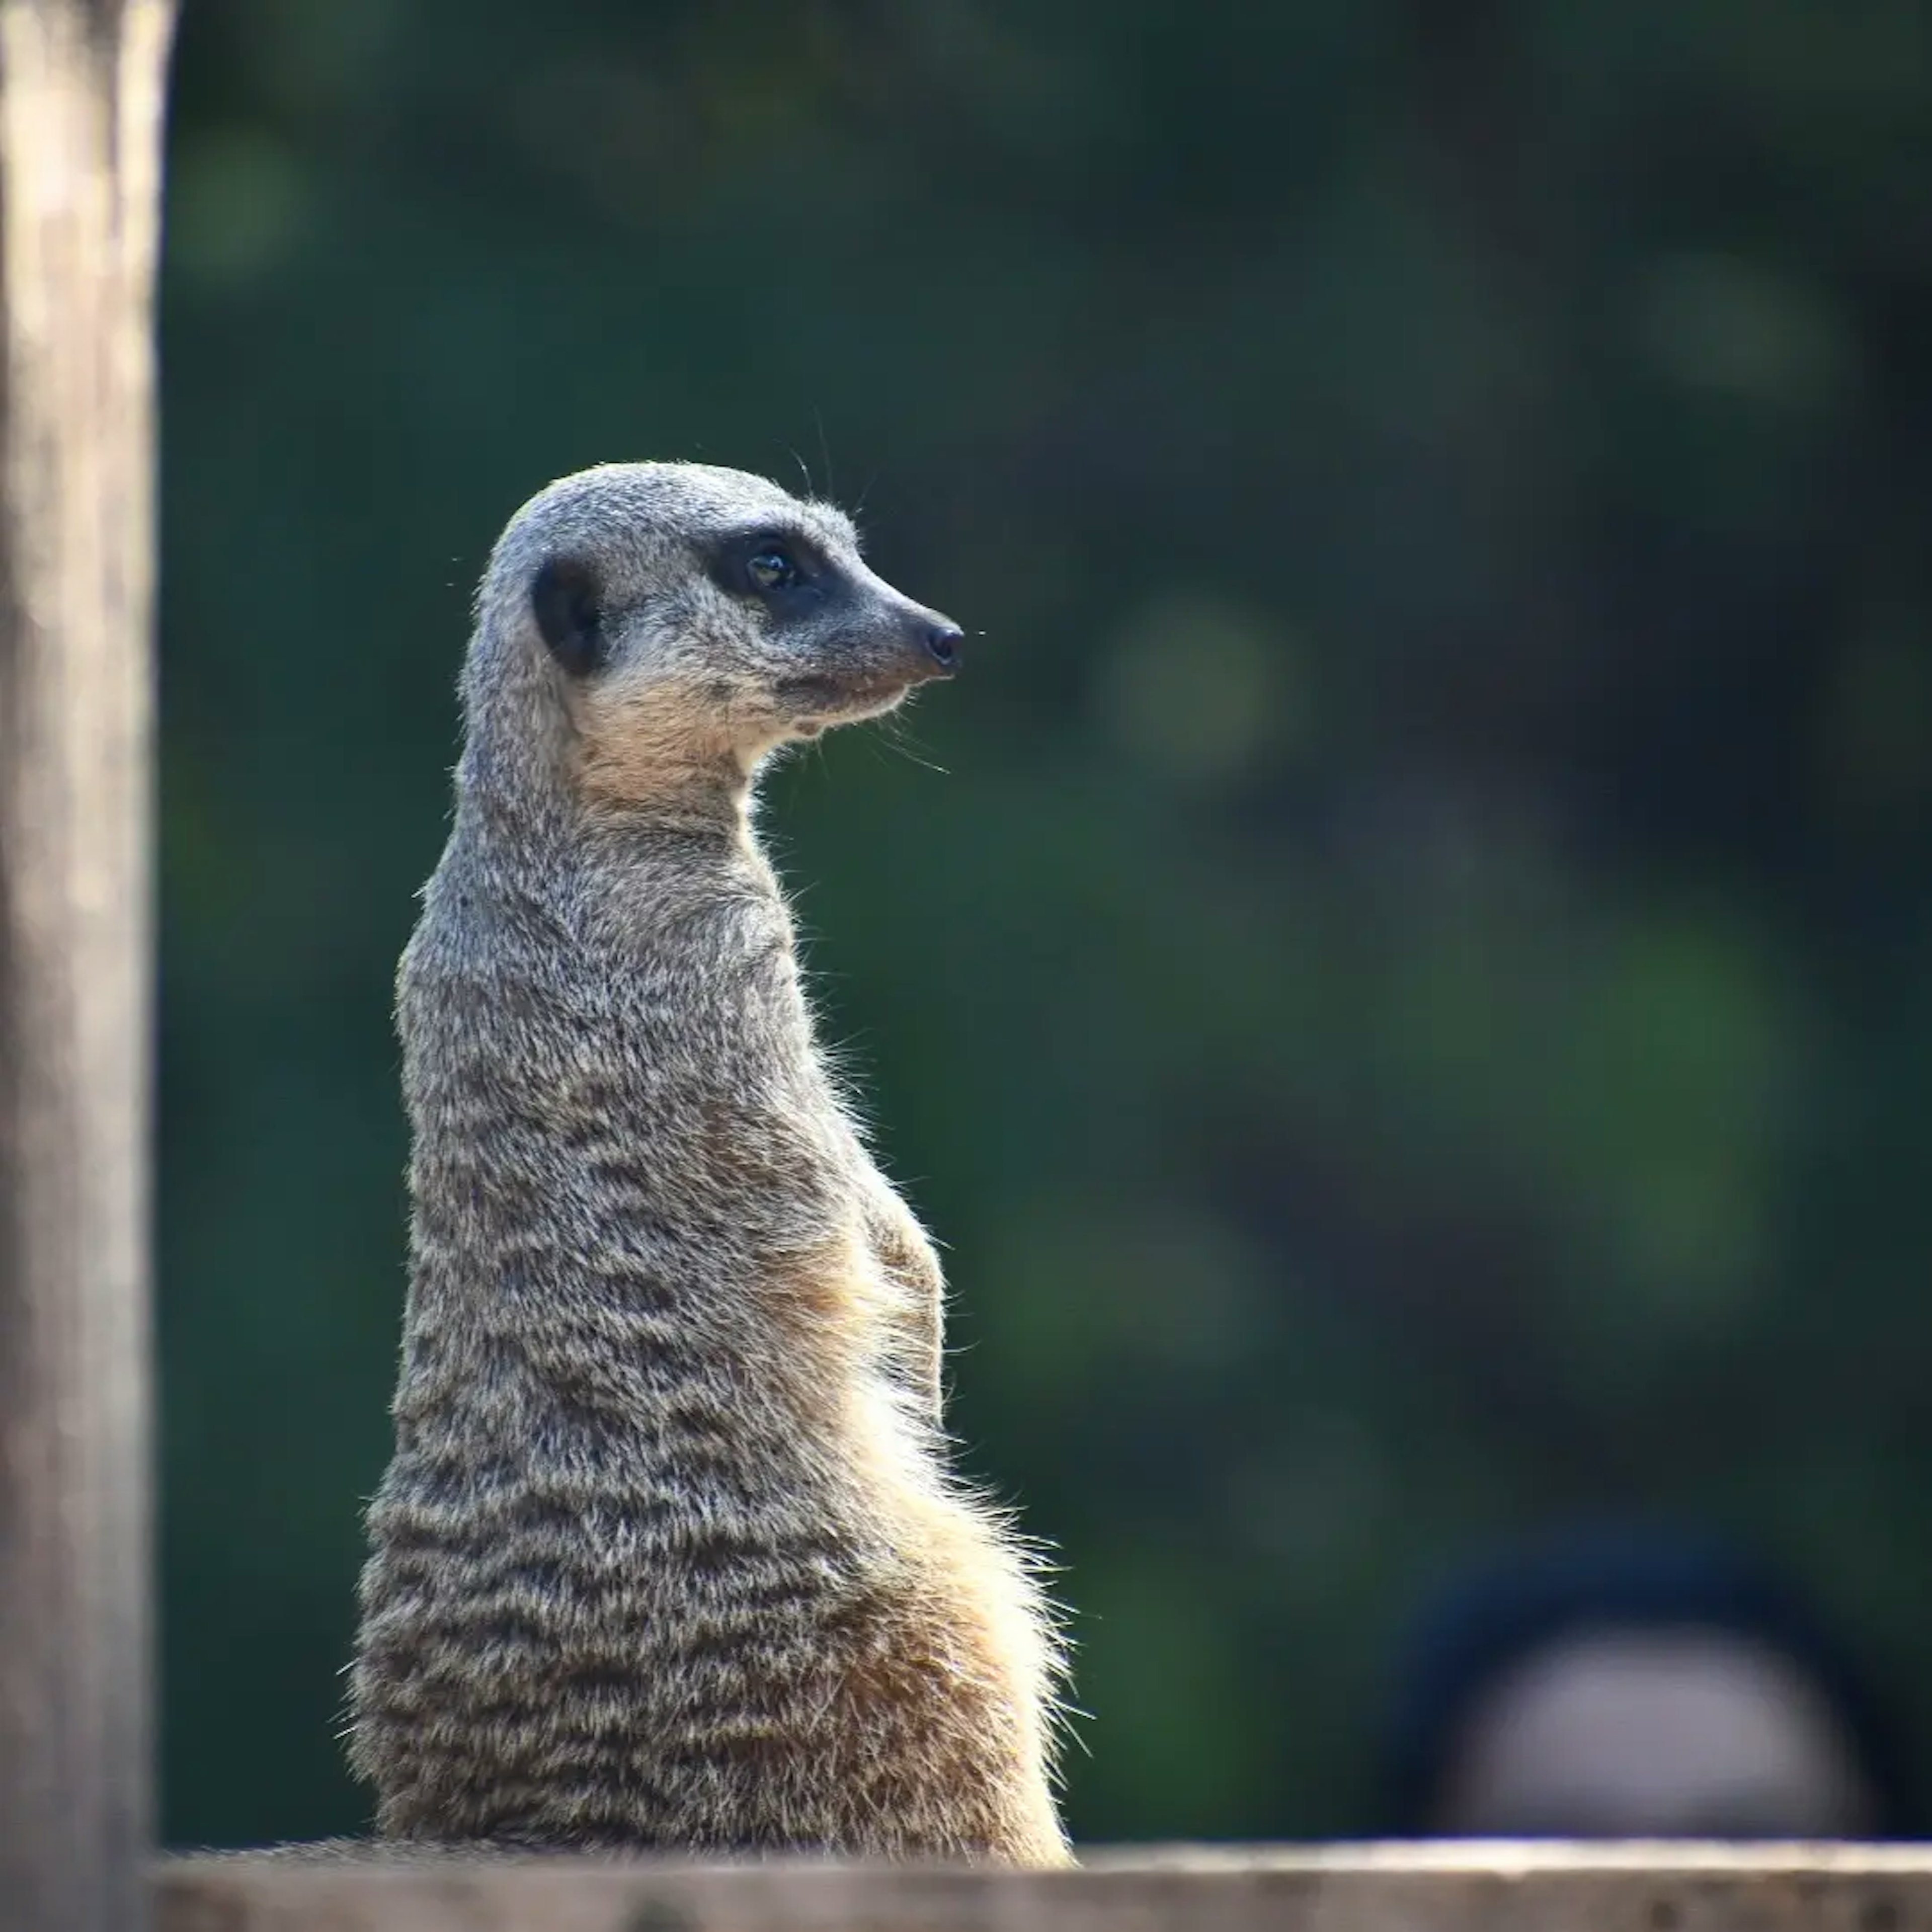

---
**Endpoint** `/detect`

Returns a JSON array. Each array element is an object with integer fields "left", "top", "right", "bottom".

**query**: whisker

[
  {"left": 873, "top": 712, "right": 951, "bottom": 776},
  {"left": 812, "top": 407, "right": 836, "bottom": 501}
]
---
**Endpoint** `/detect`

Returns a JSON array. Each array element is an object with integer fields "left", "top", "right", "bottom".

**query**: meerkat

[{"left": 346, "top": 463, "right": 1070, "bottom": 1865}]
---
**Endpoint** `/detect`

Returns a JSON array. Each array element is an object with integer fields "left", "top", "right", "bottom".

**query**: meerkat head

[{"left": 466, "top": 461, "right": 962, "bottom": 807}]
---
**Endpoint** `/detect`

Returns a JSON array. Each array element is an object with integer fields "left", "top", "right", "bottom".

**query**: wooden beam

[
  {"left": 0, "top": 3, "right": 176, "bottom": 1929},
  {"left": 153, "top": 1845, "right": 1932, "bottom": 1931}
]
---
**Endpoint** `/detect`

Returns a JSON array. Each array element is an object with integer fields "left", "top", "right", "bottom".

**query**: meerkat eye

[{"left": 746, "top": 547, "right": 802, "bottom": 592}]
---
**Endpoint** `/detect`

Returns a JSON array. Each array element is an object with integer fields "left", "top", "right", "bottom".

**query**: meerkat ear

[{"left": 531, "top": 554, "right": 607, "bottom": 675}]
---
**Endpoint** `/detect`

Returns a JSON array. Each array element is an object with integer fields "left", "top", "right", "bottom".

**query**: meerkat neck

[
  {"left": 452, "top": 747, "right": 766, "bottom": 881},
  {"left": 457, "top": 658, "right": 764, "bottom": 847}
]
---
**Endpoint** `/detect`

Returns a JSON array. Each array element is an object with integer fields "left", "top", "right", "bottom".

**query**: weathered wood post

[{"left": 0, "top": 3, "right": 175, "bottom": 1928}]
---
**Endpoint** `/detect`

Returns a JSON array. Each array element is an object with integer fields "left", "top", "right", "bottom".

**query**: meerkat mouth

[{"left": 778, "top": 673, "right": 917, "bottom": 733}]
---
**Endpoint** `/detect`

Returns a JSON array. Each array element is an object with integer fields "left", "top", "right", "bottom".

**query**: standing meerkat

[{"left": 347, "top": 462, "right": 1070, "bottom": 1865}]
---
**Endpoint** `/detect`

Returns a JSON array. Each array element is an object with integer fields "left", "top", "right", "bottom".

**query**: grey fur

[{"left": 347, "top": 463, "right": 1071, "bottom": 1864}]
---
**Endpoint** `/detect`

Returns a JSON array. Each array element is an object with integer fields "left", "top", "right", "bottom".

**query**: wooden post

[
  {"left": 0, "top": 3, "right": 175, "bottom": 1929},
  {"left": 150, "top": 1844, "right": 1932, "bottom": 1931}
]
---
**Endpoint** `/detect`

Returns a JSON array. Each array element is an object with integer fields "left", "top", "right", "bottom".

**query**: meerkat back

[{"left": 347, "top": 462, "right": 1071, "bottom": 1865}]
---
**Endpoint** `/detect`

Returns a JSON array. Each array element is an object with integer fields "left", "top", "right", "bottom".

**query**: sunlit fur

[{"left": 346, "top": 464, "right": 1071, "bottom": 1864}]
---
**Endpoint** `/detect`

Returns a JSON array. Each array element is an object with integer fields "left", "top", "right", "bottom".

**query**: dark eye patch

[{"left": 709, "top": 528, "right": 838, "bottom": 612}]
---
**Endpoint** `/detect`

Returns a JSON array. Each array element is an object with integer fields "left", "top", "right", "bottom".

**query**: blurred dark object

[{"left": 1379, "top": 1526, "right": 1913, "bottom": 1839}]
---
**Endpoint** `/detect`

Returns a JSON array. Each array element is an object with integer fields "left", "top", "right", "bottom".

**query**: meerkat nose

[{"left": 922, "top": 621, "right": 964, "bottom": 674}]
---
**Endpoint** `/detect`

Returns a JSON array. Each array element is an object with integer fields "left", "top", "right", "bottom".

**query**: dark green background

[{"left": 158, "top": 0, "right": 1932, "bottom": 1848}]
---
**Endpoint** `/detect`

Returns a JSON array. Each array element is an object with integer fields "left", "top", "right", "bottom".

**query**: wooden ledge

[{"left": 155, "top": 1842, "right": 1932, "bottom": 1930}]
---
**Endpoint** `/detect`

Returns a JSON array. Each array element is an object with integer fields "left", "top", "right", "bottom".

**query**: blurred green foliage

[{"left": 159, "top": 0, "right": 1932, "bottom": 1848}]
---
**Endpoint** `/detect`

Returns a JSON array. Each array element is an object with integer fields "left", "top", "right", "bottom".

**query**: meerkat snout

[{"left": 738, "top": 533, "right": 962, "bottom": 721}]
